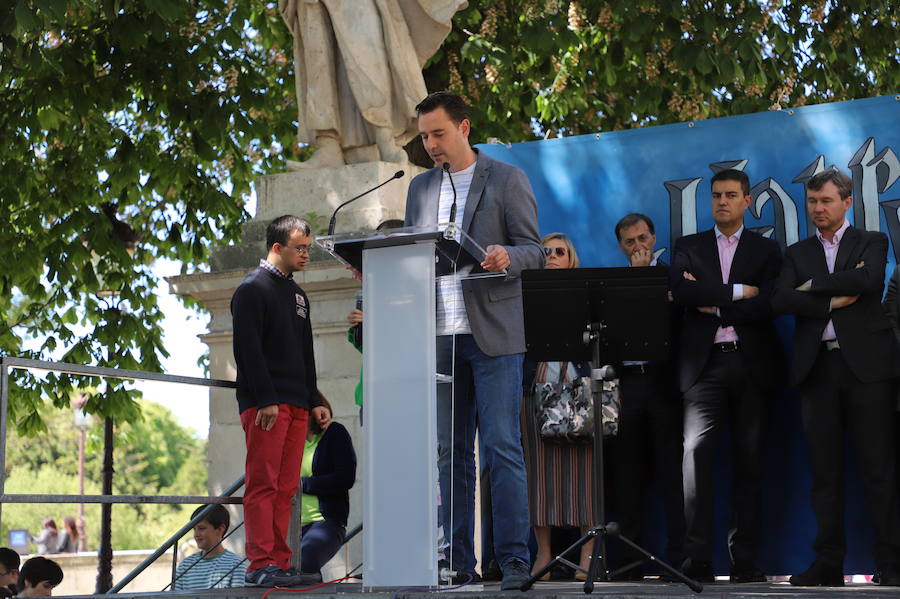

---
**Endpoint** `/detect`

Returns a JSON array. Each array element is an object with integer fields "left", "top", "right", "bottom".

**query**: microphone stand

[
  {"left": 442, "top": 162, "right": 458, "bottom": 239},
  {"left": 327, "top": 170, "right": 405, "bottom": 236}
]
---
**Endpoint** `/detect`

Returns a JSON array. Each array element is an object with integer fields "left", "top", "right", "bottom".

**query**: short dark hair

[
  {"left": 18, "top": 557, "right": 63, "bottom": 590},
  {"left": 806, "top": 167, "right": 852, "bottom": 199},
  {"left": 415, "top": 91, "right": 470, "bottom": 125},
  {"left": 614, "top": 213, "right": 655, "bottom": 241},
  {"left": 711, "top": 169, "right": 750, "bottom": 196},
  {"left": 191, "top": 504, "right": 230, "bottom": 531},
  {"left": 266, "top": 215, "right": 311, "bottom": 249},
  {"left": 376, "top": 219, "right": 404, "bottom": 231},
  {"left": 0, "top": 548, "right": 20, "bottom": 571}
]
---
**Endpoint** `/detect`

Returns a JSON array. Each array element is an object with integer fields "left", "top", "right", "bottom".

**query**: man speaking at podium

[{"left": 404, "top": 91, "right": 544, "bottom": 590}]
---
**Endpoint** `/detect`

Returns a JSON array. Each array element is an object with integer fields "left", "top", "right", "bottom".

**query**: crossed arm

[
  {"left": 670, "top": 238, "right": 780, "bottom": 324},
  {"left": 772, "top": 234, "right": 886, "bottom": 317}
]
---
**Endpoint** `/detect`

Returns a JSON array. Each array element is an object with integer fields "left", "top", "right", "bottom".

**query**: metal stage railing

[
  {"left": 0, "top": 356, "right": 240, "bottom": 593},
  {"left": 0, "top": 356, "right": 362, "bottom": 594}
]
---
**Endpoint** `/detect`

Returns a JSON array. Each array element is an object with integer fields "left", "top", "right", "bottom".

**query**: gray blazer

[{"left": 405, "top": 150, "right": 544, "bottom": 356}]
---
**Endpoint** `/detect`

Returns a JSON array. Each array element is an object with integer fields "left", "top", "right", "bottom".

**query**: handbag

[{"left": 533, "top": 362, "right": 620, "bottom": 442}]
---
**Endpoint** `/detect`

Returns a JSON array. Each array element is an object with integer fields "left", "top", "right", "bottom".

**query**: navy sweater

[
  {"left": 302, "top": 421, "right": 357, "bottom": 527},
  {"left": 231, "top": 266, "right": 320, "bottom": 414}
]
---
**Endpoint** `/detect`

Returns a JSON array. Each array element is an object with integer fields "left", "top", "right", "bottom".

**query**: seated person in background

[
  {"left": 16, "top": 557, "right": 62, "bottom": 597},
  {"left": 173, "top": 505, "right": 245, "bottom": 590},
  {"left": 300, "top": 394, "right": 357, "bottom": 583},
  {"left": 0, "top": 548, "right": 21, "bottom": 598}
]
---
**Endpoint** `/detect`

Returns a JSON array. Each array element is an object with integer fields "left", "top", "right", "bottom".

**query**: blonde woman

[{"left": 521, "top": 232, "right": 594, "bottom": 580}]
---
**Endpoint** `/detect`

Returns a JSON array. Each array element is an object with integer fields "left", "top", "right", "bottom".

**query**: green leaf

[
  {"left": 14, "top": 0, "right": 40, "bottom": 34},
  {"left": 696, "top": 49, "right": 714, "bottom": 75},
  {"left": 36, "top": 106, "right": 65, "bottom": 129}
]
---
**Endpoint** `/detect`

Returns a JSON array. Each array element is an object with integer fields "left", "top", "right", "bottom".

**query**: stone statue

[{"left": 280, "top": 0, "right": 468, "bottom": 169}]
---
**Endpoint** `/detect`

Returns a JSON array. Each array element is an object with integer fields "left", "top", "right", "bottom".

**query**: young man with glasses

[
  {"left": 0, "top": 547, "right": 20, "bottom": 597},
  {"left": 231, "top": 215, "right": 328, "bottom": 587}
]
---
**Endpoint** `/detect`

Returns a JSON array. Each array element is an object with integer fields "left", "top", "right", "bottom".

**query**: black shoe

[
  {"left": 681, "top": 558, "right": 715, "bottom": 583},
  {"left": 449, "top": 571, "right": 480, "bottom": 585},
  {"left": 730, "top": 562, "right": 766, "bottom": 583},
  {"left": 500, "top": 559, "right": 531, "bottom": 590},
  {"left": 481, "top": 558, "right": 502, "bottom": 582},
  {"left": 878, "top": 564, "right": 900, "bottom": 586},
  {"left": 788, "top": 561, "right": 844, "bottom": 587},
  {"left": 244, "top": 564, "right": 302, "bottom": 587}
]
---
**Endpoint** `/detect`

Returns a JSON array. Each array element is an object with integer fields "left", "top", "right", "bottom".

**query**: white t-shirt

[{"left": 436, "top": 160, "right": 477, "bottom": 336}]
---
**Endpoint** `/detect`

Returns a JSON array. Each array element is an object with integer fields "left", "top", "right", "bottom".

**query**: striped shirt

[
  {"left": 436, "top": 161, "right": 477, "bottom": 336},
  {"left": 173, "top": 550, "right": 246, "bottom": 590}
]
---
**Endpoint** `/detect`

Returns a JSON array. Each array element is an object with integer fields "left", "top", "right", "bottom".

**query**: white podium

[{"left": 318, "top": 225, "right": 492, "bottom": 589}]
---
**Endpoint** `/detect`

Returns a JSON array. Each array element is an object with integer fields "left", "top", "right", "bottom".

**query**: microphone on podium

[
  {"left": 442, "top": 162, "right": 458, "bottom": 225},
  {"left": 327, "top": 170, "right": 405, "bottom": 236}
]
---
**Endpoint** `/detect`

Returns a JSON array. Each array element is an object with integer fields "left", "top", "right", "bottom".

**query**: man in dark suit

[
  {"left": 882, "top": 265, "right": 900, "bottom": 530},
  {"left": 404, "top": 91, "right": 544, "bottom": 590},
  {"left": 773, "top": 168, "right": 900, "bottom": 586},
  {"left": 670, "top": 169, "right": 783, "bottom": 583},
  {"left": 610, "top": 213, "right": 685, "bottom": 579}
]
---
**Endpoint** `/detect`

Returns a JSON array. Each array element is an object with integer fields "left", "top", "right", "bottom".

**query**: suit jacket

[
  {"left": 404, "top": 150, "right": 544, "bottom": 356},
  {"left": 670, "top": 228, "right": 784, "bottom": 392},
  {"left": 772, "top": 227, "right": 895, "bottom": 385},
  {"left": 883, "top": 264, "right": 900, "bottom": 344}
]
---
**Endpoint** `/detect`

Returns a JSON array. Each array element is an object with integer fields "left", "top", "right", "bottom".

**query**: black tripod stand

[{"left": 518, "top": 267, "right": 702, "bottom": 594}]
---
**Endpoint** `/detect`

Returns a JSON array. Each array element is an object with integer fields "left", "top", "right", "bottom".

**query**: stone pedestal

[{"left": 167, "top": 161, "right": 425, "bottom": 572}]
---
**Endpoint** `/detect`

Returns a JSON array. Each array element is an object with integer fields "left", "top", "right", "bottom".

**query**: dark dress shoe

[
  {"left": 729, "top": 563, "right": 766, "bottom": 583},
  {"left": 878, "top": 564, "right": 900, "bottom": 586},
  {"left": 500, "top": 559, "right": 530, "bottom": 590},
  {"left": 480, "top": 559, "right": 502, "bottom": 582},
  {"left": 789, "top": 561, "right": 844, "bottom": 586},
  {"left": 681, "top": 558, "right": 715, "bottom": 583}
]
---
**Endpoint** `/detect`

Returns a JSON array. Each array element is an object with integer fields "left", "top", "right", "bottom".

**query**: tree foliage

[
  {"left": 2, "top": 400, "right": 207, "bottom": 550},
  {"left": 0, "top": 1, "right": 297, "bottom": 432},
  {"left": 425, "top": 1, "right": 900, "bottom": 142}
]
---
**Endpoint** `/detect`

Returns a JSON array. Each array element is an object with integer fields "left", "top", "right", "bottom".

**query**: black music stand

[{"left": 519, "top": 266, "right": 702, "bottom": 594}]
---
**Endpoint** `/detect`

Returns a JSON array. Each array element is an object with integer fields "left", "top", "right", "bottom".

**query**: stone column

[{"left": 168, "top": 161, "right": 423, "bottom": 573}]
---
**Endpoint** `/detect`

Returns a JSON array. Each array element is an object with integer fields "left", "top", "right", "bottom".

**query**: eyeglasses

[
  {"left": 543, "top": 246, "right": 567, "bottom": 257},
  {"left": 282, "top": 244, "right": 312, "bottom": 256}
]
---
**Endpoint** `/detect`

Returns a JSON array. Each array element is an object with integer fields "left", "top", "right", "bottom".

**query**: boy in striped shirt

[{"left": 174, "top": 505, "right": 245, "bottom": 590}]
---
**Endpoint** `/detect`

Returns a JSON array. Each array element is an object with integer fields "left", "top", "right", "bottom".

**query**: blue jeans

[
  {"left": 300, "top": 520, "right": 345, "bottom": 574},
  {"left": 437, "top": 335, "right": 529, "bottom": 574}
]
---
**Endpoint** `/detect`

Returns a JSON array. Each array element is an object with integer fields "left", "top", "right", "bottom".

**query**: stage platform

[{"left": 55, "top": 579, "right": 898, "bottom": 599}]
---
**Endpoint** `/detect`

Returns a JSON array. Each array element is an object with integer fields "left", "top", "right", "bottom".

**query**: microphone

[
  {"left": 442, "top": 162, "right": 458, "bottom": 224},
  {"left": 327, "top": 170, "right": 404, "bottom": 236}
]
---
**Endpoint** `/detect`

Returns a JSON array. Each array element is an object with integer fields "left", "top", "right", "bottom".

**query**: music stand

[{"left": 519, "top": 266, "right": 702, "bottom": 594}]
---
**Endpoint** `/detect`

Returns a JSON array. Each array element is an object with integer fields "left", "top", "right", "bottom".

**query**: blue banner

[{"left": 479, "top": 94, "right": 900, "bottom": 575}]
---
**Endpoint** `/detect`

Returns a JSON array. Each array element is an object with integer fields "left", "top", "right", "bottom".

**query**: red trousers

[{"left": 240, "top": 404, "right": 309, "bottom": 571}]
